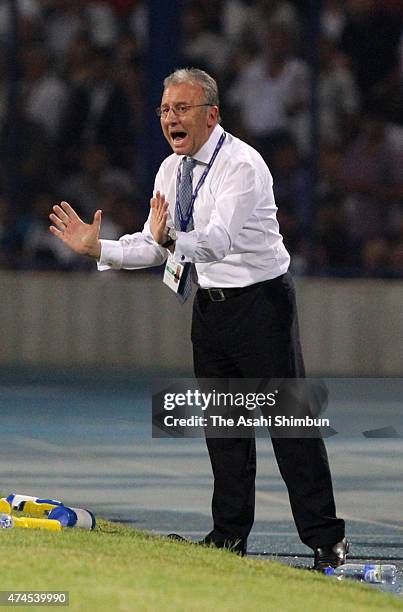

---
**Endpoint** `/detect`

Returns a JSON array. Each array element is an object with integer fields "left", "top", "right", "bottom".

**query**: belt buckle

[{"left": 208, "top": 288, "right": 226, "bottom": 302}]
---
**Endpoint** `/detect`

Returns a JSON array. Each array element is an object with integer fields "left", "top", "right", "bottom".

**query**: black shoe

[
  {"left": 166, "top": 533, "right": 191, "bottom": 543},
  {"left": 166, "top": 533, "right": 246, "bottom": 556},
  {"left": 313, "top": 537, "right": 349, "bottom": 571},
  {"left": 200, "top": 532, "right": 246, "bottom": 556}
]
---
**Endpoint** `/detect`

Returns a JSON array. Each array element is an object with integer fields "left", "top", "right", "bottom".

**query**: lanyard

[{"left": 175, "top": 131, "right": 226, "bottom": 231}]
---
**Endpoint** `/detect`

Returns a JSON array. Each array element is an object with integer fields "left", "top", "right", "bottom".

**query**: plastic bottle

[
  {"left": 48, "top": 506, "right": 96, "bottom": 530},
  {"left": 7, "top": 494, "right": 63, "bottom": 511},
  {"left": 0, "top": 513, "right": 13, "bottom": 529},
  {"left": 0, "top": 499, "right": 11, "bottom": 514},
  {"left": 325, "top": 563, "right": 397, "bottom": 584},
  {"left": 6, "top": 494, "right": 37, "bottom": 509},
  {"left": 0, "top": 513, "right": 62, "bottom": 531},
  {"left": 19, "top": 500, "right": 60, "bottom": 517}
]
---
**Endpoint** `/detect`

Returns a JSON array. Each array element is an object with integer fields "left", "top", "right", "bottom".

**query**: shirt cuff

[
  {"left": 173, "top": 231, "right": 199, "bottom": 264},
  {"left": 97, "top": 239, "right": 124, "bottom": 270}
]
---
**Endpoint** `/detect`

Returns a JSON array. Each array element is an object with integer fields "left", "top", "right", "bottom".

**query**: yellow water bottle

[
  {"left": 0, "top": 499, "right": 11, "bottom": 514},
  {"left": 21, "top": 500, "right": 59, "bottom": 517},
  {"left": 12, "top": 516, "right": 62, "bottom": 531}
]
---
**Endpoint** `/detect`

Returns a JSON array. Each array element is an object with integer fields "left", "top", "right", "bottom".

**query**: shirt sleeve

[
  {"left": 98, "top": 168, "right": 168, "bottom": 271},
  {"left": 97, "top": 223, "right": 168, "bottom": 271},
  {"left": 174, "top": 161, "right": 264, "bottom": 264}
]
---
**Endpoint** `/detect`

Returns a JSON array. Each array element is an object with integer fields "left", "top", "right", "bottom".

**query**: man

[{"left": 49, "top": 67, "right": 347, "bottom": 570}]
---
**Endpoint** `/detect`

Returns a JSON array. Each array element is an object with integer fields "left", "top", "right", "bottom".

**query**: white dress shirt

[{"left": 98, "top": 124, "right": 290, "bottom": 288}]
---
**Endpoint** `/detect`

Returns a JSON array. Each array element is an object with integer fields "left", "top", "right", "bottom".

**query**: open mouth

[{"left": 171, "top": 131, "right": 188, "bottom": 144}]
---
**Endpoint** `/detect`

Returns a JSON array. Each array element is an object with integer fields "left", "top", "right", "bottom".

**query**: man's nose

[{"left": 164, "top": 107, "right": 179, "bottom": 121}]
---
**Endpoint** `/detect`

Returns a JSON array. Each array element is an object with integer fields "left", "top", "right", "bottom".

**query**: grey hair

[{"left": 163, "top": 67, "right": 220, "bottom": 108}]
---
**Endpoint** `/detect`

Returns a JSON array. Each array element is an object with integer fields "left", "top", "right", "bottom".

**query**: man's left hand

[{"left": 150, "top": 191, "right": 169, "bottom": 245}]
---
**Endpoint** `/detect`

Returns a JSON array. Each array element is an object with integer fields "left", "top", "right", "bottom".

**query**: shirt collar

[{"left": 182, "top": 124, "right": 224, "bottom": 165}]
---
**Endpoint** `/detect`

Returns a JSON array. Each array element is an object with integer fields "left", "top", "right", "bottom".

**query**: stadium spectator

[
  {"left": 250, "top": 0, "right": 299, "bottom": 44},
  {"left": 128, "top": 0, "right": 147, "bottom": 52},
  {"left": 339, "top": 0, "right": 402, "bottom": 102},
  {"left": 83, "top": 0, "right": 119, "bottom": 49},
  {"left": 113, "top": 30, "right": 147, "bottom": 143},
  {"left": 220, "top": 0, "right": 299, "bottom": 49},
  {"left": 58, "top": 46, "right": 136, "bottom": 173},
  {"left": 313, "top": 145, "right": 357, "bottom": 274},
  {"left": 296, "top": 37, "right": 360, "bottom": 153},
  {"left": 105, "top": 0, "right": 138, "bottom": 19},
  {"left": 370, "top": 63, "right": 403, "bottom": 129},
  {"left": 60, "top": 143, "right": 137, "bottom": 218},
  {"left": 342, "top": 106, "right": 402, "bottom": 245},
  {"left": 314, "top": 197, "right": 356, "bottom": 275},
  {"left": 42, "top": 0, "right": 85, "bottom": 60},
  {"left": 360, "top": 237, "right": 390, "bottom": 278},
  {"left": 270, "top": 135, "right": 310, "bottom": 271},
  {"left": 22, "top": 45, "right": 69, "bottom": 141},
  {"left": 221, "top": 0, "right": 256, "bottom": 44},
  {"left": 320, "top": 0, "right": 346, "bottom": 43},
  {"left": 227, "top": 21, "right": 308, "bottom": 163},
  {"left": 0, "top": 0, "right": 42, "bottom": 44},
  {"left": 0, "top": 99, "right": 54, "bottom": 213},
  {"left": 180, "top": 2, "right": 230, "bottom": 77}
]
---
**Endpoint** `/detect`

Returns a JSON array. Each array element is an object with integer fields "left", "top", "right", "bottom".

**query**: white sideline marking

[
  {"left": 340, "top": 513, "right": 403, "bottom": 532},
  {"left": 256, "top": 491, "right": 291, "bottom": 506}
]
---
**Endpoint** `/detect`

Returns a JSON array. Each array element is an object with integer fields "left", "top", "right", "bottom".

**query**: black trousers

[{"left": 191, "top": 273, "right": 345, "bottom": 550}]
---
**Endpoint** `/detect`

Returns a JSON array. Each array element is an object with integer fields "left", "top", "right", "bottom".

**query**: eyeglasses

[{"left": 156, "top": 103, "right": 212, "bottom": 118}]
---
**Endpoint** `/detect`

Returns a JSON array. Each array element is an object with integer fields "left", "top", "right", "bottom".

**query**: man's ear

[{"left": 207, "top": 106, "right": 219, "bottom": 127}]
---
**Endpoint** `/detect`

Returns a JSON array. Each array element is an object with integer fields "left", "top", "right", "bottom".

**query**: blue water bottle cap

[
  {"left": 0, "top": 513, "right": 13, "bottom": 529},
  {"left": 48, "top": 506, "right": 77, "bottom": 527}
]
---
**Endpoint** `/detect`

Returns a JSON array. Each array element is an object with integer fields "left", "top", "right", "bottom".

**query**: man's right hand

[{"left": 49, "top": 201, "right": 102, "bottom": 259}]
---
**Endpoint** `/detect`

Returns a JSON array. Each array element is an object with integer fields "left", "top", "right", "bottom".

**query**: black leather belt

[{"left": 199, "top": 276, "right": 284, "bottom": 302}]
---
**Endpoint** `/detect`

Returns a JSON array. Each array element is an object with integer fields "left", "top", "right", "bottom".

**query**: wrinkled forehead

[{"left": 161, "top": 82, "right": 205, "bottom": 105}]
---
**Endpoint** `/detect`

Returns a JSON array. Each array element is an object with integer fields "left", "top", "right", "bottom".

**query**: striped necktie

[{"left": 175, "top": 157, "right": 196, "bottom": 303}]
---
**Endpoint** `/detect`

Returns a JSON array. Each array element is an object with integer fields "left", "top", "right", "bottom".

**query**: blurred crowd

[{"left": 0, "top": 0, "right": 402, "bottom": 276}]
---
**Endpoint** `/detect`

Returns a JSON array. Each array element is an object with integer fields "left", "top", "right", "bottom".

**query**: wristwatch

[{"left": 162, "top": 227, "right": 177, "bottom": 248}]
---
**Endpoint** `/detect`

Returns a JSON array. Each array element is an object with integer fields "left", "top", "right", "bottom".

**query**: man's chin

[
  {"left": 172, "top": 145, "right": 192, "bottom": 156},
  {"left": 170, "top": 136, "right": 193, "bottom": 156}
]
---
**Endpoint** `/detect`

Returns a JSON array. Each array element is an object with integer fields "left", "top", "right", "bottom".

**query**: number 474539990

[{"left": 0, "top": 591, "right": 69, "bottom": 606}]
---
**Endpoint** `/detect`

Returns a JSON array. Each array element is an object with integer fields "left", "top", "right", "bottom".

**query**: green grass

[{"left": 0, "top": 521, "right": 402, "bottom": 612}]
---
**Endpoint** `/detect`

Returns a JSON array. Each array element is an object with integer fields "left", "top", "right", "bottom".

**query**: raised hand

[
  {"left": 49, "top": 201, "right": 102, "bottom": 259},
  {"left": 150, "top": 191, "right": 169, "bottom": 245}
]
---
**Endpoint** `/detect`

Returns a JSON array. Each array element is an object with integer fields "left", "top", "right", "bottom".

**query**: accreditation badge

[{"left": 163, "top": 252, "right": 185, "bottom": 293}]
